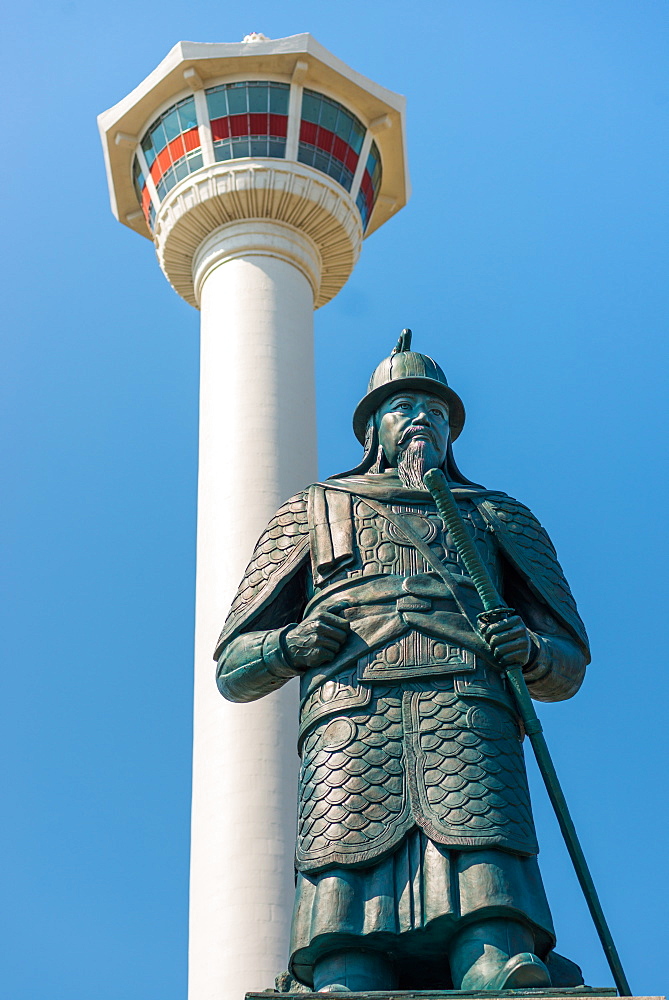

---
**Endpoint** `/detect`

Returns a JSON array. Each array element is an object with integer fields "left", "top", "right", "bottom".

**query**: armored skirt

[
  {"left": 290, "top": 684, "right": 555, "bottom": 987},
  {"left": 290, "top": 830, "right": 555, "bottom": 987}
]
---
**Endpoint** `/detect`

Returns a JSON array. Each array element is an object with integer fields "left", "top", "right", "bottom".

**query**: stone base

[{"left": 249, "top": 992, "right": 663, "bottom": 1000}]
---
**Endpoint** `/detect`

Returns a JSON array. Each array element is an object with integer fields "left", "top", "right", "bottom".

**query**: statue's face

[{"left": 376, "top": 390, "right": 450, "bottom": 470}]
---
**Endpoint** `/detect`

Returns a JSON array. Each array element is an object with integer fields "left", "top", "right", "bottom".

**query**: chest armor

[
  {"left": 296, "top": 495, "right": 535, "bottom": 871},
  {"left": 351, "top": 498, "right": 497, "bottom": 582},
  {"left": 306, "top": 497, "right": 503, "bottom": 685}
]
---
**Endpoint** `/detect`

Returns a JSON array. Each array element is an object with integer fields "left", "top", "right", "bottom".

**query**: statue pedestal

[{"left": 249, "top": 991, "right": 663, "bottom": 1000}]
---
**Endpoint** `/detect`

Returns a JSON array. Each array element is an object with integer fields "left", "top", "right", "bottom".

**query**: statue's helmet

[{"left": 352, "top": 329, "right": 466, "bottom": 444}]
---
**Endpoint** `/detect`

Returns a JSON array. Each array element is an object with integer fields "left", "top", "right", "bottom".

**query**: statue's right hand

[{"left": 283, "top": 611, "right": 350, "bottom": 669}]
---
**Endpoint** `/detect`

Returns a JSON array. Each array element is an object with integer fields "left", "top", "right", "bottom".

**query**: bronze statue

[{"left": 215, "top": 332, "right": 592, "bottom": 992}]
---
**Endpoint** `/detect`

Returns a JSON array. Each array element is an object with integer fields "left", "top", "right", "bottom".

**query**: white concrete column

[{"left": 188, "top": 222, "right": 319, "bottom": 1000}]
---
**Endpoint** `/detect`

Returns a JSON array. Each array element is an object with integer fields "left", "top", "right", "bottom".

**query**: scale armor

[{"left": 297, "top": 683, "right": 536, "bottom": 870}]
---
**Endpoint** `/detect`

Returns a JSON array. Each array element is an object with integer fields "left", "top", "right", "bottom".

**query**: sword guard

[{"left": 477, "top": 607, "right": 515, "bottom": 628}]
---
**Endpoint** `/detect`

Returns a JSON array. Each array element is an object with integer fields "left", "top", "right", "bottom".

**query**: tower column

[{"left": 190, "top": 225, "right": 318, "bottom": 1000}]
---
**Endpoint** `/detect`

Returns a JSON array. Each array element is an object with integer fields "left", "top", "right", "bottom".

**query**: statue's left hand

[{"left": 479, "top": 613, "right": 534, "bottom": 669}]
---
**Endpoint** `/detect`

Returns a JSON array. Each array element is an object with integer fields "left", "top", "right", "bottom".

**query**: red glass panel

[
  {"left": 300, "top": 120, "right": 317, "bottom": 145},
  {"left": 183, "top": 127, "right": 200, "bottom": 151},
  {"left": 332, "top": 136, "right": 349, "bottom": 165},
  {"left": 344, "top": 146, "right": 359, "bottom": 172},
  {"left": 159, "top": 146, "right": 173, "bottom": 174},
  {"left": 167, "top": 134, "right": 186, "bottom": 163},
  {"left": 141, "top": 185, "right": 152, "bottom": 222},
  {"left": 150, "top": 146, "right": 172, "bottom": 183},
  {"left": 268, "top": 114, "right": 288, "bottom": 137},
  {"left": 315, "top": 126, "right": 335, "bottom": 154},
  {"left": 211, "top": 117, "right": 231, "bottom": 141},
  {"left": 361, "top": 171, "right": 374, "bottom": 215},
  {"left": 361, "top": 171, "right": 374, "bottom": 199},
  {"left": 229, "top": 114, "right": 248, "bottom": 137},
  {"left": 248, "top": 113, "right": 268, "bottom": 135}
]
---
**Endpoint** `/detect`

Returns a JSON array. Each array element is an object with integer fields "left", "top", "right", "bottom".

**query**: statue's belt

[
  {"left": 305, "top": 571, "right": 474, "bottom": 615},
  {"left": 303, "top": 574, "right": 495, "bottom": 671}
]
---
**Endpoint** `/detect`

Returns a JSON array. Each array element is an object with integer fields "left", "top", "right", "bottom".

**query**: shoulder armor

[
  {"left": 214, "top": 491, "right": 310, "bottom": 658},
  {"left": 475, "top": 492, "right": 589, "bottom": 655}
]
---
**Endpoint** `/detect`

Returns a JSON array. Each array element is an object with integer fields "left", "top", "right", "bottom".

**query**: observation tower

[{"left": 98, "top": 32, "right": 409, "bottom": 1000}]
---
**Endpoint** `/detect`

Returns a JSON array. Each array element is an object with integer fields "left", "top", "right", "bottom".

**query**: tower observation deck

[{"left": 98, "top": 32, "right": 409, "bottom": 1000}]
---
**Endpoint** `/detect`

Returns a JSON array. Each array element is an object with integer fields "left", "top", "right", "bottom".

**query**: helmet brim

[{"left": 352, "top": 376, "right": 466, "bottom": 445}]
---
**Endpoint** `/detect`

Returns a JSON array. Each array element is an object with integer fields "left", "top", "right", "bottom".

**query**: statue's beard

[{"left": 397, "top": 439, "right": 436, "bottom": 489}]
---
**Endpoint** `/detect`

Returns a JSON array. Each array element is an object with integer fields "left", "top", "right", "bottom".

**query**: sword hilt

[{"left": 423, "top": 467, "right": 505, "bottom": 613}]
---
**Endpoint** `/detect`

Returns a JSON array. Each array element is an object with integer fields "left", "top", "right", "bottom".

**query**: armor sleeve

[
  {"left": 217, "top": 627, "right": 302, "bottom": 703},
  {"left": 477, "top": 493, "right": 590, "bottom": 652},
  {"left": 477, "top": 493, "right": 590, "bottom": 702},
  {"left": 214, "top": 491, "right": 311, "bottom": 660},
  {"left": 504, "top": 564, "right": 587, "bottom": 702}
]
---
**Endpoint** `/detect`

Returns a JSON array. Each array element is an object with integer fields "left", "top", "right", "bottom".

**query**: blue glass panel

[
  {"left": 132, "top": 159, "right": 145, "bottom": 202},
  {"left": 141, "top": 135, "right": 155, "bottom": 166},
  {"left": 163, "top": 108, "right": 181, "bottom": 142},
  {"left": 132, "top": 157, "right": 144, "bottom": 186},
  {"left": 320, "top": 100, "right": 338, "bottom": 132},
  {"left": 226, "top": 85, "right": 247, "bottom": 115},
  {"left": 369, "top": 142, "right": 382, "bottom": 192},
  {"left": 187, "top": 151, "right": 203, "bottom": 171},
  {"left": 297, "top": 145, "right": 315, "bottom": 167},
  {"left": 268, "top": 139, "right": 286, "bottom": 157},
  {"left": 314, "top": 149, "right": 330, "bottom": 174},
  {"left": 151, "top": 121, "right": 168, "bottom": 154},
  {"left": 356, "top": 189, "right": 368, "bottom": 227},
  {"left": 349, "top": 121, "right": 365, "bottom": 154},
  {"left": 178, "top": 98, "right": 197, "bottom": 131},
  {"left": 206, "top": 89, "right": 228, "bottom": 120},
  {"left": 301, "top": 91, "right": 320, "bottom": 124},
  {"left": 334, "top": 114, "right": 352, "bottom": 143},
  {"left": 214, "top": 142, "right": 233, "bottom": 162},
  {"left": 250, "top": 138, "right": 266, "bottom": 156},
  {"left": 174, "top": 158, "right": 189, "bottom": 182},
  {"left": 248, "top": 84, "right": 268, "bottom": 113},
  {"left": 231, "top": 137, "right": 250, "bottom": 158},
  {"left": 269, "top": 84, "right": 289, "bottom": 114}
]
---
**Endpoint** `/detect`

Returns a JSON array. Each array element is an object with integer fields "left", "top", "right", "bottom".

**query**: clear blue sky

[{"left": 2, "top": 2, "right": 667, "bottom": 997}]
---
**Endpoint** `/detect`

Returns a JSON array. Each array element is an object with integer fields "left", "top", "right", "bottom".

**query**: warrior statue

[{"left": 215, "top": 332, "right": 590, "bottom": 992}]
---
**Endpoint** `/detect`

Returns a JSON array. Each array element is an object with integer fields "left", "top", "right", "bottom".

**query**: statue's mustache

[{"left": 399, "top": 425, "right": 435, "bottom": 446}]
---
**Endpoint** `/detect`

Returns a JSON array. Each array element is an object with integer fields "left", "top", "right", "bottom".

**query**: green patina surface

[{"left": 218, "top": 333, "right": 628, "bottom": 993}]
